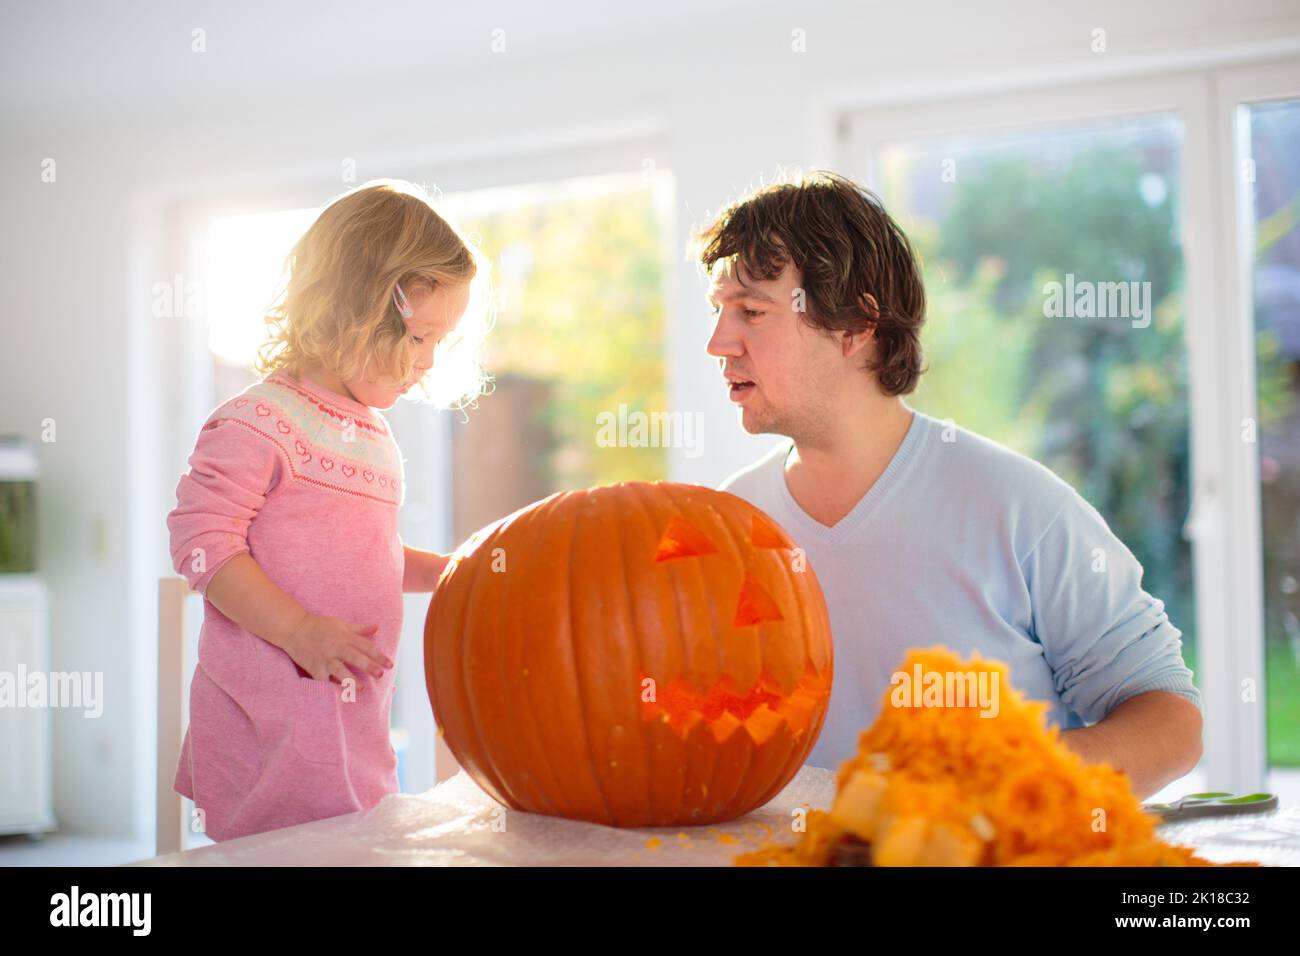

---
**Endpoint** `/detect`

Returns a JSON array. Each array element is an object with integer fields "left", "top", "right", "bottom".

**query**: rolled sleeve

[
  {"left": 167, "top": 417, "right": 283, "bottom": 595},
  {"left": 1021, "top": 490, "right": 1201, "bottom": 725}
]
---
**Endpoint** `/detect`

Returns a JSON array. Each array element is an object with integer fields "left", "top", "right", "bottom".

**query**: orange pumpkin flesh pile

[
  {"left": 425, "top": 482, "right": 834, "bottom": 828},
  {"left": 735, "top": 647, "right": 1258, "bottom": 867}
]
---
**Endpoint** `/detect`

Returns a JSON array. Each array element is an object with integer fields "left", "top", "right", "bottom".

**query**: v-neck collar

[{"left": 772, "top": 409, "right": 929, "bottom": 543}]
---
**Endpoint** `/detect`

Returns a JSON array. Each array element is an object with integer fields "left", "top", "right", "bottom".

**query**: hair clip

[{"left": 393, "top": 281, "right": 414, "bottom": 319}]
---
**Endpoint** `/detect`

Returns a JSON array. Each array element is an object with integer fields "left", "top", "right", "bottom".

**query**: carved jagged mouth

[{"left": 639, "top": 663, "right": 830, "bottom": 745}]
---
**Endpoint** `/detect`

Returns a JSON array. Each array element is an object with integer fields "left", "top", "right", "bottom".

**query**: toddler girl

[{"left": 167, "top": 179, "right": 489, "bottom": 841}]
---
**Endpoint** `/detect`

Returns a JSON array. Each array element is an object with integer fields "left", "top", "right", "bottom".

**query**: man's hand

[{"left": 1058, "top": 690, "right": 1203, "bottom": 799}]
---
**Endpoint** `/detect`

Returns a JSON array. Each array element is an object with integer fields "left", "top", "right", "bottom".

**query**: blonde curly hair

[{"left": 255, "top": 178, "right": 492, "bottom": 409}]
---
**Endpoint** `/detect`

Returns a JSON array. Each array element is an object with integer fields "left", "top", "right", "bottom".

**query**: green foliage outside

[
  {"left": 453, "top": 134, "right": 1300, "bottom": 765},
  {"left": 457, "top": 178, "right": 669, "bottom": 489},
  {"left": 886, "top": 131, "right": 1298, "bottom": 764}
]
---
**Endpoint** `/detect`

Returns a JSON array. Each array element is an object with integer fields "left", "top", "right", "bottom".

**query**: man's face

[{"left": 705, "top": 257, "right": 840, "bottom": 442}]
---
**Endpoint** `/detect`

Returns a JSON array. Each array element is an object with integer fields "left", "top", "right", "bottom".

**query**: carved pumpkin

[{"left": 424, "top": 481, "right": 834, "bottom": 827}]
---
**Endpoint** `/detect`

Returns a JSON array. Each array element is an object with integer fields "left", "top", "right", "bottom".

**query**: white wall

[{"left": 2, "top": 0, "right": 1297, "bottom": 840}]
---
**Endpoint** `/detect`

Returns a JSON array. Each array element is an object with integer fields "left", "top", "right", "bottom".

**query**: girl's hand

[
  {"left": 403, "top": 545, "right": 453, "bottom": 592},
  {"left": 283, "top": 612, "right": 393, "bottom": 683}
]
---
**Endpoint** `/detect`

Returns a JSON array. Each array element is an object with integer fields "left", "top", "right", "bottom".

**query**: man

[{"left": 698, "top": 171, "right": 1202, "bottom": 798}]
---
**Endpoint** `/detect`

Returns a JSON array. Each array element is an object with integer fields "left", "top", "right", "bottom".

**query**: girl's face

[{"left": 345, "top": 281, "right": 471, "bottom": 410}]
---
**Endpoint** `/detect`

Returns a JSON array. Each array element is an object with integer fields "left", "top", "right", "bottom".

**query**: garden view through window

[
  {"left": 204, "top": 169, "right": 673, "bottom": 545},
  {"left": 1245, "top": 98, "right": 1300, "bottom": 769},
  {"left": 876, "top": 113, "right": 1213, "bottom": 748}
]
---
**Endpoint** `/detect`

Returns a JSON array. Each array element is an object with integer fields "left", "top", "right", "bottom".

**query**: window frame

[
  {"left": 135, "top": 129, "right": 671, "bottom": 823},
  {"left": 839, "top": 58, "right": 1300, "bottom": 792},
  {"left": 1214, "top": 59, "right": 1300, "bottom": 790}
]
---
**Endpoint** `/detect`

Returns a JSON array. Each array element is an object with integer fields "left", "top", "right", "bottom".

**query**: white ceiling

[
  {"left": 1, "top": 0, "right": 768, "bottom": 122},
  {"left": 6, "top": 0, "right": 1298, "bottom": 133}
]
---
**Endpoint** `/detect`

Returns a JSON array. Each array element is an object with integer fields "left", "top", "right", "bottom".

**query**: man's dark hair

[{"left": 695, "top": 170, "right": 927, "bottom": 395}]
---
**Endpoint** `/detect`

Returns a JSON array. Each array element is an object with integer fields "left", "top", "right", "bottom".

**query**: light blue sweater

[{"left": 719, "top": 408, "right": 1202, "bottom": 771}]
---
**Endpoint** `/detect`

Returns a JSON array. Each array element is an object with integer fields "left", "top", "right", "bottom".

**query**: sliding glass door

[
  {"left": 1225, "top": 66, "right": 1300, "bottom": 791},
  {"left": 875, "top": 113, "right": 1195, "bottom": 676},
  {"left": 846, "top": 64, "right": 1300, "bottom": 794}
]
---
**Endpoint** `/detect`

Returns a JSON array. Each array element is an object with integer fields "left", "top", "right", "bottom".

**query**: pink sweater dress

[{"left": 166, "top": 369, "right": 406, "bottom": 842}]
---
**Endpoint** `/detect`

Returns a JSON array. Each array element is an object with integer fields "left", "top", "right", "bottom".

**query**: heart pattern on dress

[{"left": 229, "top": 390, "right": 397, "bottom": 501}]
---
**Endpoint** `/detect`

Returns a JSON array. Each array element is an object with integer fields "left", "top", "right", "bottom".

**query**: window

[
  {"left": 203, "top": 171, "right": 674, "bottom": 544},
  {"left": 194, "top": 164, "right": 673, "bottom": 794},
  {"left": 1243, "top": 97, "right": 1300, "bottom": 768},
  {"left": 876, "top": 114, "right": 1197, "bottom": 675},
  {"left": 442, "top": 169, "right": 674, "bottom": 540}
]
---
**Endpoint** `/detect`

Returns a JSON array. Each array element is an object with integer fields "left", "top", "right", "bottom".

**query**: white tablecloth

[{"left": 131, "top": 766, "right": 1300, "bottom": 867}]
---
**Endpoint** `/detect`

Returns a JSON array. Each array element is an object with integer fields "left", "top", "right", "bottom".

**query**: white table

[{"left": 128, "top": 766, "right": 1300, "bottom": 867}]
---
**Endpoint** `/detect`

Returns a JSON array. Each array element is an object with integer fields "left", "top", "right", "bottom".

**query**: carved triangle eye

[
  {"left": 654, "top": 516, "right": 719, "bottom": 562},
  {"left": 734, "top": 571, "right": 784, "bottom": 626},
  {"left": 750, "top": 513, "right": 789, "bottom": 549}
]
